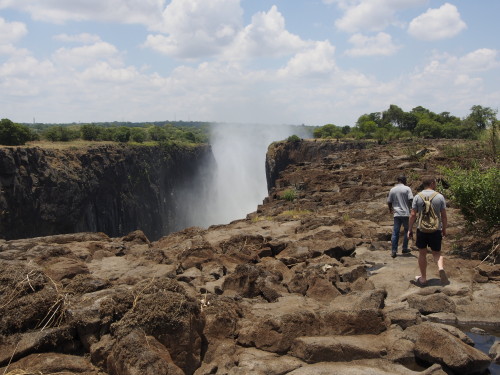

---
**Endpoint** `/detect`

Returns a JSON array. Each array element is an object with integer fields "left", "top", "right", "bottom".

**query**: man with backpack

[
  {"left": 408, "top": 178, "right": 448, "bottom": 286},
  {"left": 387, "top": 176, "right": 413, "bottom": 258}
]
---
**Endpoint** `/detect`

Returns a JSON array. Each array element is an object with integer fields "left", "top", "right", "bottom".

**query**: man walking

[
  {"left": 408, "top": 178, "right": 448, "bottom": 286},
  {"left": 387, "top": 176, "right": 413, "bottom": 258}
]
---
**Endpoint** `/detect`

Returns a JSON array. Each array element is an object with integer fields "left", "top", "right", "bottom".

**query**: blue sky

[{"left": 0, "top": 0, "right": 498, "bottom": 126}]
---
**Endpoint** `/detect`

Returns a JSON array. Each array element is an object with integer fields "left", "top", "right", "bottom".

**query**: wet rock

[
  {"left": 411, "top": 323, "right": 491, "bottom": 374},
  {"left": 489, "top": 340, "right": 500, "bottom": 364}
]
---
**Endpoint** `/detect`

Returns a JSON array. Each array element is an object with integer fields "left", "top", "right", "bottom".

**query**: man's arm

[
  {"left": 408, "top": 209, "right": 417, "bottom": 239},
  {"left": 441, "top": 209, "right": 447, "bottom": 237},
  {"left": 388, "top": 202, "right": 393, "bottom": 214}
]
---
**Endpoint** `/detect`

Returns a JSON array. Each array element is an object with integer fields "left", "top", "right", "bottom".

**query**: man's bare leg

[
  {"left": 433, "top": 251, "right": 444, "bottom": 270},
  {"left": 418, "top": 248, "right": 428, "bottom": 283}
]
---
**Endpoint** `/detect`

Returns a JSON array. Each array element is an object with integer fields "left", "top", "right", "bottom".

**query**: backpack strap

[
  {"left": 428, "top": 192, "right": 439, "bottom": 201},
  {"left": 417, "top": 191, "right": 439, "bottom": 213},
  {"left": 417, "top": 191, "right": 439, "bottom": 202}
]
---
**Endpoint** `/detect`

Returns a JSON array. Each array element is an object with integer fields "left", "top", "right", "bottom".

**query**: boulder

[
  {"left": 406, "top": 293, "right": 456, "bottom": 315},
  {"left": 411, "top": 323, "right": 491, "bottom": 374},
  {"left": 290, "top": 335, "right": 387, "bottom": 363},
  {"left": 107, "top": 329, "right": 184, "bottom": 375},
  {"left": 0, "top": 353, "right": 100, "bottom": 374}
]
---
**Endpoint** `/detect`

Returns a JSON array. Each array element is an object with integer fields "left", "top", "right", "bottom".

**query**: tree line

[
  {"left": 0, "top": 120, "right": 208, "bottom": 146},
  {"left": 313, "top": 104, "right": 498, "bottom": 142}
]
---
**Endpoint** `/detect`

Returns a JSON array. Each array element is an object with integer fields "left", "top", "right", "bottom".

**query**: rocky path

[{"left": 1, "top": 139, "right": 499, "bottom": 375}]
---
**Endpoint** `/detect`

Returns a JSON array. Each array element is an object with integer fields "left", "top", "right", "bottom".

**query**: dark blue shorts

[{"left": 416, "top": 229, "right": 442, "bottom": 252}]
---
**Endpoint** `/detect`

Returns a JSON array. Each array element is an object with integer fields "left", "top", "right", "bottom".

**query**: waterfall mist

[{"left": 180, "top": 123, "right": 311, "bottom": 229}]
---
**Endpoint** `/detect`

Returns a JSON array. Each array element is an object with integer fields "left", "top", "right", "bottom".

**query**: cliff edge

[{"left": 0, "top": 144, "right": 215, "bottom": 240}]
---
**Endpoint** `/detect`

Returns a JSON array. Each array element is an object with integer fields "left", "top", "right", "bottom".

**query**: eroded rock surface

[{"left": 1, "top": 139, "right": 499, "bottom": 375}]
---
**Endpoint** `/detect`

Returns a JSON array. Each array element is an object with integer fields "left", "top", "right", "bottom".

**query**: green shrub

[
  {"left": 81, "top": 124, "right": 102, "bottom": 141},
  {"left": 280, "top": 188, "right": 297, "bottom": 202},
  {"left": 287, "top": 134, "right": 301, "bottom": 143},
  {"left": 0, "top": 118, "right": 32, "bottom": 145},
  {"left": 42, "top": 126, "right": 80, "bottom": 142},
  {"left": 441, "top": 166, "right": 499, "bottom": 231}
]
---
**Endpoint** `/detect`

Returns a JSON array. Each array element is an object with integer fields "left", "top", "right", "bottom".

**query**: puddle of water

[
  {"left": 366, "top": 263, "right": 384, "bottom": 276},
  {"left": 465, "top": 331, "right": 499, "bottom": 375}
]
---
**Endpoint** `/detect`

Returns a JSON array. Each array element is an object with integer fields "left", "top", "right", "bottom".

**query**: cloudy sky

[{"left": 0, "top": 0, "right": 498, "bottom": 126}]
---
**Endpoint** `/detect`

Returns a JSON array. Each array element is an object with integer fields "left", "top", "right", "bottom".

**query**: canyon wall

[
  {"left": 0, "top": 144, "right": 215, "bottom": 240},
  {"left": 265, "top": 139, "right": 366, "bottom": 191}
]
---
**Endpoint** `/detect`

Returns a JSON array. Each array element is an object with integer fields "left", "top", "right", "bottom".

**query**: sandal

[
  {"left": 439, "top": 269, "right": 450, "bottom": 285},
  {"left": 412, "top": 276, "right": 427, "bottom": 287}
]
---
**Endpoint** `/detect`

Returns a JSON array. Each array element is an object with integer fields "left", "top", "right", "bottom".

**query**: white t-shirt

[{"left": 387, "top": 183, "right": 414, "bottom": 217}]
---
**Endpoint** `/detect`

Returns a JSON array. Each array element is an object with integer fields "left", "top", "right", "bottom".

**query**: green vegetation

[
  {"left": 0, "top": 118, "right": 37, "bottom": 146},
  {"left": 280, "top": 188, "right": 297, "bottom": 202},
  {"left": 287, "top": 134, "right": 301, "bottom": 143},
  {"left": 441, "top": 165, "right": 500, "bottom": 231},
  {"left": 0, "top": 119, "right": 209, "bottom": 147},
  {"left": 313, "top": 104, "right": 498, "bottom": 144}
]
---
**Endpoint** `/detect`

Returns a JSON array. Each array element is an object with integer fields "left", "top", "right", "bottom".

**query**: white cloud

[
  {"left": 345, "top": 32, "right": 400, "bottom": 56},
  {"left": 278, "top": 41, "right": 337, "bottom": 78},
  {"left": 52, "top": 42, "right": 122, "bottom": 67},
  {"left": 458, "top": 48, "right": 499, "bottom": 72},
  {"left": 53, "top": 33, "right": 102, "bottom": 44},
  {"left": 0, "top": 0, "right": 164, "bottom": 26},
  {"left": 80, "top": 62, "right": 139, "bottom": 82},
  {"left": 0, "top": 17, "right": 27, "bottom": 45},
  {"left": 408, "top": 3, "right": 466, "bottom": 41},
  {"left": 402, "top": 48, "right": 499, "bottom": 112},
  {"left": 145, "top": 0, "right": 243, "bottom": 59},
  {"left": 0, "top": 53, "right": 55, "bottom": 96},
  {"left": 223, "top": 6, "right": 309, "bottom": 60},
  {"left": 333, "top": 0, "right": 427, "bottom": 33}
]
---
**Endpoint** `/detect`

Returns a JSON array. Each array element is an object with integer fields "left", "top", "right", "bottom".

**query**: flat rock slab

[
  {"left": 285, "top": 359, "right": 446, "bottom": 375},
  {"left": 290, "top": 335, "right": 387, "bottom": 363}
]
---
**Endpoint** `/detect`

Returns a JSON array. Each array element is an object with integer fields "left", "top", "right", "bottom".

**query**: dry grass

[
  {"left": 35, "top": 275, "right": 68, "bottom": 331},
  {"left": 25, "top": 140, "right": 115, "bottom": 150}
]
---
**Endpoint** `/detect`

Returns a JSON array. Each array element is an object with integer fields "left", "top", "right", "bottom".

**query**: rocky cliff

[
  {"left": 0, "top": 144, "right": 215, "bottom": 240},
  {"left": 0, "top": 139, "right": 498, "bottom": 375}
]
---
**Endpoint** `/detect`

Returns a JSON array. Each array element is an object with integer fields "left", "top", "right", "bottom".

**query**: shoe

[
  {"left": 411, "top": 276, "right": 427, "bottom": 287},
  {"left": 402, "top": 249, "right": 411, "bottom": 254},
  {"left": 439, "top": 269, "right": 450, "bottom": 285},
  {"left": 391, "top": 252, "right": 397, "bottom": 258}
]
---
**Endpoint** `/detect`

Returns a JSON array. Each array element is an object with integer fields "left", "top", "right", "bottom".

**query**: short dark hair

[
  {"left": 397, "top": 175, "right": 407, "bottom": 184},
  {"left": 422, "top": 178, "right": 436, "bottom": 188}
]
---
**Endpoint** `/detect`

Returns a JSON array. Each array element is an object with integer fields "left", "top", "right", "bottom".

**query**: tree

[
  {"left": 148, "top": 126, "right": 167, "bottom": 141},
  {"left": 313, "top": 124, "right": 343, "bottom": 139},
  {"left": 43, "top": 126, "right": 79, "bottom": 142},
  {"left": 0, "top": 118, "right": 32, "bottom": 145},
  {"left": 466, "top": 105, "right": 498, "bottom": 130},
  {"left": 414, "top": 118, "right": 442, "bottom": 138},
  {"left": 112, "top": 127, "right": 131, "bottom": 143},
  {"left": 130, "top": 128, "right": 147, "bottom": 143},
  {"left": 382, "top": 104, "right": 405, "bottom": 129},
  {"left": 81, "top": 124, "right": 102, "bottom": 141}
]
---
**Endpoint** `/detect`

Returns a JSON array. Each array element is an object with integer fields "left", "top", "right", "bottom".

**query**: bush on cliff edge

[{"left": 0, "top": 118, "right": 33, "bottom": 146}]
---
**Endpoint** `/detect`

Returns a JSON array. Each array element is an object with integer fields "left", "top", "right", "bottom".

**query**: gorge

[{"left": 0, "top": 137, "right": 499, "bottom": 375}]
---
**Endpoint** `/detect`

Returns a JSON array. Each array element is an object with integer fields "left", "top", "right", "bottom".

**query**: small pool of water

[
  {"left": 366, "top": 263, "right": 384, "bottom": 275},
  {"left": 466, "top": 331, "right": 499, "bottom": 375}
]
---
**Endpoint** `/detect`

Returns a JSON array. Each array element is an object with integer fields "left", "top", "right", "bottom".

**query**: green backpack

[{"left": 417, "top": 192, "right": 440, "bottom": 233}]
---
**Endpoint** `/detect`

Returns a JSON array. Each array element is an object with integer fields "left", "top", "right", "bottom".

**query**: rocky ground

[{"left": 0, "top": 139, "right": 499, "bottom": 375}]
